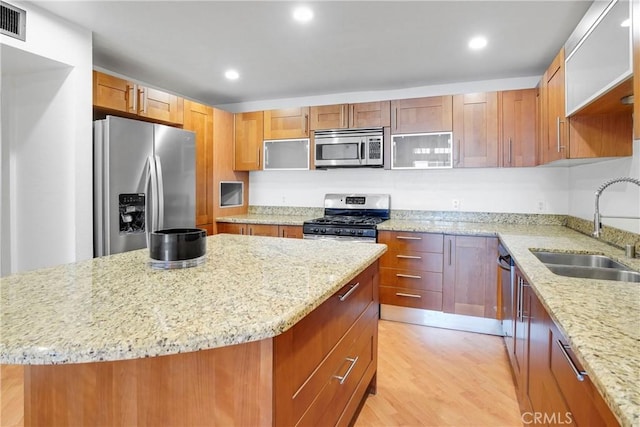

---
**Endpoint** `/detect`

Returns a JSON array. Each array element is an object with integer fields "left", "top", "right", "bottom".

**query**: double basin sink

[{"left": 532, "top": 251, "right": 640, "bottom": 283}]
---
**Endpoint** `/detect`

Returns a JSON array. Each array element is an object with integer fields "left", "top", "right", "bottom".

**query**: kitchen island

[{"left": 0, "top": 234, "right": 386, "bottom": 426}]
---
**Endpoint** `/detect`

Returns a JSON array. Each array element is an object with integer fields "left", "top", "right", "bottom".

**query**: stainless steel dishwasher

[{"left": 497, "top": 243, "right": 515, "bottom": 347}]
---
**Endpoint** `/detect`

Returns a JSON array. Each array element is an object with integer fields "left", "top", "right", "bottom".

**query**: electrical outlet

[
  {"left": 452, "top": 199, "right": 460, "bottom": 210},
  {"left": 537, "top": 201, "right": 545, "bottom": 212}
]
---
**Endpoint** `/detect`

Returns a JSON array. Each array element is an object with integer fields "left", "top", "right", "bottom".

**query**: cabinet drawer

[
  {"left": 380, "top": 251, "right": 443, "bottom": 272},
  {"left": 295, "top": 303, "right": 376, "bottom": 427},
  {"left": 380, "top": 267, "right": 442, "bottom": 292},
  {"left": 378, "top": 231, "right": 444, "bottom": 253},
  {"left": 549, "top": 325, "right": 618, "bottom": 426},
  {"left": 380, "top": 286, "right": 443, "bottom": 310}
]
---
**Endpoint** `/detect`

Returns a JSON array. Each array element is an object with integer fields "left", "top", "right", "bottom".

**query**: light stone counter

[
  {"left": 0, "top": 234, "right": 386, "bottom": 365},
  {"left": 216, "top": 213, "right": 314, "bottom": 226}
]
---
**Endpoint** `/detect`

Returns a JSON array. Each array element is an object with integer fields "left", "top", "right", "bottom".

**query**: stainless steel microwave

[{"left": 314, "top": 128, "right": 384, "bottom": 168}]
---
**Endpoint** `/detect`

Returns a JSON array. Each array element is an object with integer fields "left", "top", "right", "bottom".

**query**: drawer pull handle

[
  {"left": 556, "top": 340, "right": 587, "bottom": 382},
  {"left": 334, "top": 356, "right": 359, "bottom": 385},
  {"left": 396, "top": 273, "right": 422, "bottom": 279},
  {"left": 396, "top": 292, "right": 421, "bottom": 299},
  {"left": 338, "top": 282, "right": 360, "bottom": 302},
  {"left": 397, "top": 255, "right": 421, "bottom": 260},
  {"left": 396, "top": 236, "right": 422, "bottom": 240}
]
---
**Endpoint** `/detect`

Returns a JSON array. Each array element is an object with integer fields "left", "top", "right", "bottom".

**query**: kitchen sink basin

[
  {"left": 530, "top": 250, "right": 639, "bottom": 283},
  {"left": 545, "top": 265, "right": 640, "bottom": 283},
  {"left": 531, "top": 251, "right": 630, "bottom": 270}
]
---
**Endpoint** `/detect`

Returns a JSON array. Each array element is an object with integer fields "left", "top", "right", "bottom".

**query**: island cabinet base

[{"left": 23, "top": 261, "right": 379, "bottom": 427}]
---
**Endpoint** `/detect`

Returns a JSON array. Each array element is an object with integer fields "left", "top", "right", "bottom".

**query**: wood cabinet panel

[
  {"left": 93, "top": 71, "right": 133, "bottom": 113},
  {"left": 273, "top": 262, "right": 378, "bottom": 426},
  {"left": 378, "top": 231, "right": 443, "bottom": 253},
  {"left": 443, "top": 236, "right": 499, "bottom": 318},
  {"left": 568, "top": 112, "right": 633, "bottom": 158},
  {"left": 379, "top": 286, "right": 442, "bottom": 311},
  {"left": 380, "top": 267, "right": 442, "bottom": 292},
  {"left": 278, "top": 225, "right": 303, "bottom": 239},
  {"left": 380, "top": 251, "right": 443, "bottom": 272},
  {"left": 391, "top": 96, "right": 453, "bottom": 134},
  {"left": 184, "top": 100, "right": 214, "bottom": 227},
  {"left": 138, "top": 87, "right": 184, "bottom": 125},
  {"left": 349, "top": 101, "right": 391, "bottom": 128},
  {"left": 234, "top": 111, "right": 264, "bottom": 171},
  {"left": 501, "top": 89, "right": 537, "bottom": 167},
  {"left": 453, "top": 92, "right": 499, "bottom": 168},
  {"left": 217, "top": 222, "right": 245, "bottom": 235},
  {"left": 542, "top": 49, "right": 568, "bottom": 163},
  {"left": 310, "top": 104, "right": 349, "bottom": 130},
  {"left": 635, "top": 0, "right": 640, "bottom": 139},
  {"left": 264, "top": 107, "right": 309, "bottom": 139}
]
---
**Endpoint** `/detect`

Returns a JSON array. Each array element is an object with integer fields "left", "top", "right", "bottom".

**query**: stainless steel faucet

[{"left": 592, "top": 177, "right": 640, "bottom": 238}]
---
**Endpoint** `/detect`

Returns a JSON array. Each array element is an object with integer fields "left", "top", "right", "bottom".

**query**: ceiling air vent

[{"left": 0, "top": 1, "right": 26, "bottom": 41}]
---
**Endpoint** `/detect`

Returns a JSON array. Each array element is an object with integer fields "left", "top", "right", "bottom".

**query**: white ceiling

[{"left": 31, "top": 1, "right": 593, "bottom": 108}]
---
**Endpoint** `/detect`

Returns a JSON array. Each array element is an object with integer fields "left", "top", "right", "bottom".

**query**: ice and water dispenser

[{"left": 119, "top": 193, "right": 145, "bottom": 233}]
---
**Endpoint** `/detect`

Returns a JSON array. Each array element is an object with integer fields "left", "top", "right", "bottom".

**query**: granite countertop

[
  {"left": 0, "top": 234, "right": 386, "bottom": 365},
  {"left": 215, "top": 214, "right": 639, "bottom": 426}
]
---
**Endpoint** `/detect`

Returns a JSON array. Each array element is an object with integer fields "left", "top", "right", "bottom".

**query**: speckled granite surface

[
  {"left": 216, "top": 213, "right": 313, "bottom": 226},
  {"left": 0, "top": 234, "right": 385, "bottom": 365},
  {"left": 567, "top": 215, "right": 640, "bottom": 253},
  {"left": 496, "top": 226, "right": 639, "bottom": 427},
  {"left": 390, "top": 209, "right": 567, "bottom": 225}
]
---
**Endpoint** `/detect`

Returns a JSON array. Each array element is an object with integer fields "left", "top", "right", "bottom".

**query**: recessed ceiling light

[
  {"left": 225, "top": 69, "right": 239, "bottom": 80},
  {"left": 468, "top": 36, "right": 488, "bottom": 50},
  {"left": 293, "top": 6, "right": 313, "bottom": 23},
  {"left": 621, "top": 18, "right": 631, "bottom": 28}
]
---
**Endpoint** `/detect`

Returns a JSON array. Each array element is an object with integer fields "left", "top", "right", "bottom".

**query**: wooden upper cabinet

[
  {"left": 350, "top": 101, "right": 391, "bottom": 128},
  {"left": 93, "top": 71, "right": 184, "bottom": 126},
  {"left": 137, "top": 87, "right": 184, "bottom": 125},
  {"left": 234, "top": 111, "right": 264, "bottom": 171},
  {"left": 310, "top": 102, "right": 391, "bottom": 130},
  {"left": 542, "top": 49, "right": 567, "bottom": 164},
  {"left": 264, "top": 107, "right": 309, "bottom": 139},
  {"left": 634, "top": 0, "right": 640, "bottom": 139},
  {"left": 501, "top": 89, "right": 537, "bottom": 167},
  {"left": 183, "top": 100, "right": 213, "bottom": 229},
  {"left": 93, "top": 71, "right": 135, "bottom": 114},
  {"left": 309, "top": 104, "right": 349, "bottom": 130},
  {"left": 452, "top": 92, "right": 499, "bottom": 168},
  {"left": 443, "top": 235, "right": 498, "bottom": 319},
  {"left": 391, "top": 96, "right": 453, "bottom": 134}
]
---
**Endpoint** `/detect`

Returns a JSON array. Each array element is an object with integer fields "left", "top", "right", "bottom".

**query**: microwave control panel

[{"left": 368, "top": 137, "right": 382, "bottom": 160}]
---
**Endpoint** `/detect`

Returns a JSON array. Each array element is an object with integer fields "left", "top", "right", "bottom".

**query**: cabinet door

[
  {"left": 234, "top": 112, "right": 264, "bottom": 171},
  {"left": 264, "top": 107, "right": 309, "bottom": 139},
  {"left": 635, "top": 0, "right": 640, "bottom": 139},
  {"left": 216, "top": 223, "right": 245, "bottom": 235},
  {"left": 391, "top": 96, "right": 453, "bottom": 134},
  {"left": 443, "top": 236, "right": 498, "bottom": 318},
  {"left": 349, "top": 101, "right": 391, "bottom": 128},
  {"left": 93, "top": 71, "right": 135, "bottom": 114},
  {"left": 247, "top": 224, "right": 279, "bottom": 237},
  {"left": 543, "top": 49, "right": 568, "bottom": 163},
  {"left": 137, "top": 86, "right": 184, "bottom": 125},
  {"left": 279, "top": 225, "right": 303, "bottom": 239},
  {"left": 184, "top": 100, "right": 214, "bottom": 227},
  {"left": 309, "top": 104, "right": 348, "bottom": 130},
  {"left": 501, "top": 89, "right": 537, "bottom": 167},
  {"left": 452, "top": 92, "right": 499, "bottom": 168},
  {"left": 264, "top": 139, "right": 309, "bottom": 170},
  {"left": 512, "top": 273, "right": 532, "bottom": 412}
]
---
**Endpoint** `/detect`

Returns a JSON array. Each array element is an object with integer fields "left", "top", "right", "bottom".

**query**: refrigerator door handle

[
  {"left": 145, "top": 156, "right": 159, "bottom": 248},
  {"left": 154, "top": 155, "right": 165, "bottom": 230}
]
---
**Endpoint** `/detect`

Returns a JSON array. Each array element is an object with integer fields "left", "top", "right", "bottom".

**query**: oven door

[{"left": 315, "top": 138, "right": 364, "bottom": 167}]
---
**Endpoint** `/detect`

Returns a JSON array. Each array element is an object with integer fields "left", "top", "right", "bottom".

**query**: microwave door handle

[{"left": 359, "top": 140, "right": 364, "bottom": 164}]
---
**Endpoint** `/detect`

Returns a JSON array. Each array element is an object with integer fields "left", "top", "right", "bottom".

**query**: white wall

[
  {"left": 0, "top": 2, "right": 92, "bottom": 275},
  {"left": 250, "top": 167, "right": 570, "bottom": 214},
  {"left": 568, "top": 140, "right": 640, "bottom": 233}
]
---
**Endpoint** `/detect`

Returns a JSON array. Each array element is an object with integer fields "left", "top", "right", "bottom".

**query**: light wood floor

[
  {"left": 1, "top": 321, "right": 522, "bottom": 427},
  {"left": 354, "top": 320, "right": 523, "bottom": 427}
]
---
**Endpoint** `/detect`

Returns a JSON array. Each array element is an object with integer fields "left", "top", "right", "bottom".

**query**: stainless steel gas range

[{"left": 303, "top": 194, "right": 390, "bottom": 243}]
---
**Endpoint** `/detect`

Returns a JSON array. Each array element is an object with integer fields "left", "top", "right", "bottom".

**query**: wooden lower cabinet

[
  {"left": 24, "top": 263, "right": 379, "bottom": 427},
  {"left": 507, "top": 269, "right": 618, "bottom": 426},
  {"left": 378, "top": 231, "right": 444, "bottom": 311},
  {"left": 443, "top": 235, "right": 499, "bottom": 318},
  {"left": 216, "top": 222, "right": 302, "bottom": 238}
]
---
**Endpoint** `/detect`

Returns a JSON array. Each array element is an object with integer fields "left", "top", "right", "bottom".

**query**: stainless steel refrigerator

[{"left": 94, "top": 115, "right": 196, "bottom": 257}]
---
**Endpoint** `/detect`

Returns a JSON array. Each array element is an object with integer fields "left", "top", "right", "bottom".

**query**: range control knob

[
  {"left": 357, "top": 230, "right": 364, "bottom": 235},
  {"left": 321, "top": 228, "right": 327, "bottom": 234},
  {"left": 335, "top": 229, "right": 342, "bottom": 234},
  {"left": 350, "top": 230, "right": 356, "bottom": 235},
  {"left": 313, "top": 228, "right": 319, "bottom": 233}
]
